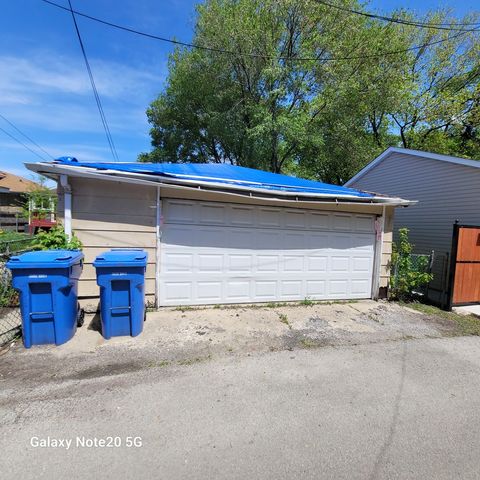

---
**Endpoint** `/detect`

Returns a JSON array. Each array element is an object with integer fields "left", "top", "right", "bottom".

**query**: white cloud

[
  {"left": 0, "top": 50, "right": 165, "bottom": 136},
  {"left": 0, "top": 53, "right": 165, "bottom": 102}
]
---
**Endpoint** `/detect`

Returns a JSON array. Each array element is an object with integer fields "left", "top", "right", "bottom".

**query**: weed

[
  {"left": 278, "top": 313, "right": 291, "bottom": 329},
  {"left": 173, "top": 306, "right": 198, "bottom": 313},
  {"left": 145, "top": 301, "right": 157, "bottom": 312},
  {"left": 299, "top": 297, "right": 315, "bottom": 306}
]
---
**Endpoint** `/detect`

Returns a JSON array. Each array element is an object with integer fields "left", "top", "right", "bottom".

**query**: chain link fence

[
  {"left": 390, "top": 251, "right": 435, "bottom": 298},
  {"left": 0, "top": 237, "right": 35, "bottom": 347}
]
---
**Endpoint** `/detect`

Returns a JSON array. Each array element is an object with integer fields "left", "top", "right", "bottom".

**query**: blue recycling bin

[
  {"left": 6, "top": 250, "right": 84, "bottom": 348},
  {"left": 93, "top": 249, "right": 148, "bottom": 339}
]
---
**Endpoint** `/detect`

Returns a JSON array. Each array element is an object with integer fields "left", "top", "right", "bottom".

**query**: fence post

[{"left": 446, "top": 221, "right": 460, "bottom": 311}]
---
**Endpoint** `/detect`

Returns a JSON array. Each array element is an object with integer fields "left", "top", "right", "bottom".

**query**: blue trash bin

[
  {"left": 6, "top": 250, "right": 84, "bottom": 348},
  {"left": 93, "top": 249, "right": 148, "bottom": 339}
]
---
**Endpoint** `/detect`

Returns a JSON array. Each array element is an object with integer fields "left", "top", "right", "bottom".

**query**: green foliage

[
  {"left": 33, "top": 225, "right": 83, "bottom": 251},
  {"left": 390, "top": 228, "right": 433, "bottom": 300},
  {"left": 141, "top": 0, "right": 480, "bottom": 182}
]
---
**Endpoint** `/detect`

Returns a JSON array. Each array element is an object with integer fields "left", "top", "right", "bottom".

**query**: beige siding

[
  {"left": 349, "top": 152, "right": 480, "bottom": 291},
  {"left": 380, "top": 207, "right": 394, "bottom": 288},
  {"left": 63, "top": 177, "right": 157, "bottom": 306}
]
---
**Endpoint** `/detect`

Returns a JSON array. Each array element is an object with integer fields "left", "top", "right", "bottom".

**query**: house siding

[
  {"left": 348, "top": 151, "right": 480, "bottom": 294},
  {"left": 58, "top": 177, "right": 157, "bottom": 310}
]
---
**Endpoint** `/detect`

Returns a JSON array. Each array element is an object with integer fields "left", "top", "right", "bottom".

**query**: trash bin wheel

[
  {"left": 144, "top": 309, "right": 147, "bottom": 322},
  {"left": 77, "top": 304, "right": 85, "bottom": 327}
]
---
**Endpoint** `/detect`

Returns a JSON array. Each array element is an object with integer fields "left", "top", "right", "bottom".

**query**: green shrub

[
  {"left": 390, "top": 228, "right": 433, "bottom": 301},
  {"left": 33, "top": 225, "right": 83, "bottom": 251}
]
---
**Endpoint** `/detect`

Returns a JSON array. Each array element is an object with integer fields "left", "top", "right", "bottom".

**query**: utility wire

[
  {"left": 67, "top": 0, "right": 119, "bottom": 162},
  {"left": 0, "top": 113, "right": 55, "bottom": 160},
  {"left": 41, "top": 0, "right": 477, "bottom": 63},
  {"left": 0, "top": 126, "right": 49, "bottom": 161},
  {"left": 313, "top": 0, "right": 480, "bottom": 31}
]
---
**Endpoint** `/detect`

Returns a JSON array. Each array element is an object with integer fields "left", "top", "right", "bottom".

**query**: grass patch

[
  {"left": 300, "top": 338, "right": 319, "bottom": 349},
  {"left": 400, "top": 301, "right": 480, "bottom": 336}
]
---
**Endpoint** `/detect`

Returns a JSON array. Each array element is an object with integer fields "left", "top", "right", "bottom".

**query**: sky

[{"left": 0, "top": 0, "right": 479, "bottom": 181}]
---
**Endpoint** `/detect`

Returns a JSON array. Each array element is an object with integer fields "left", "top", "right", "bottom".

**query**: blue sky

[{"left": 0, "top": 0, "right": 478, "bottom": 180}]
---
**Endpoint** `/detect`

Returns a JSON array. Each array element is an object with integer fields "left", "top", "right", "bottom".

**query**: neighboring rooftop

[
  {"left": 0, "top": 171, "right": 40, "bottom": 193},
  {"left": 345, "top": 147, "right": 480, "bottom": 186}
]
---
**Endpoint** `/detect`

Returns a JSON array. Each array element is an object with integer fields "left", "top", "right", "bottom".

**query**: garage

[
  {"left": 160, "top": 200, "right": 376, "bottom": 305},
  {"left": 25, "top": 158, "right": 412, "bottom": 309}
]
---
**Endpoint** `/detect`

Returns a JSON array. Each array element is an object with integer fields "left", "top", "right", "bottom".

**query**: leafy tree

[{"left": 141, "top": 0, "right": 480, "bottom": 182}]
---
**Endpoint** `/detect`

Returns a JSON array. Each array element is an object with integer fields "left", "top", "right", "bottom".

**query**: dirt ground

[{"left": 0, "top": 300, "right": 464, "bottom": 387}]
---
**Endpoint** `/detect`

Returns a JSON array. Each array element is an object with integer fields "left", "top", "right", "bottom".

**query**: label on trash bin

[
  {"left": 28, "top": 274, "right": 48, "bottom": 278},
  {"left": 112, "top": 272, "right": 127, "bottom": 276}
]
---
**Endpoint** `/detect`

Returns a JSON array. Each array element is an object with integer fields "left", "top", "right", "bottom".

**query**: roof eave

[{"left": 25, "top": 162, "right": 414, "bottom": 207}]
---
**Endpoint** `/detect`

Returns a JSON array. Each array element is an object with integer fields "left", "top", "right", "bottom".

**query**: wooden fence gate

[{"left": 448, "top": 224, "right": 480, "bottom": 308}]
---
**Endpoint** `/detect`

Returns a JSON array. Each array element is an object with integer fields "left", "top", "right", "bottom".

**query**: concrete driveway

[
  {"left": 4, "top": 300, "right": 460, "bottom": 365},
  {"left": 2, "top": 336, "right": 480, "bottom": 479}
]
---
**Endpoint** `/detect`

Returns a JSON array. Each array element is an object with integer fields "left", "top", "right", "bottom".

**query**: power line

[
  {"left": 67, "top": 0, "right": 119, "bottom": 162},
  {"left": 41, "top": 0, "right": 476, "bottom": 63},
  {"left": 0, "top": 126, "right": 49, "bottom": 161},
  {"left": 0, "top": 113, "right": 55, "bottom": 160},
  {"left": 313, "top": 0, "right": 480, "bottom": 32}
]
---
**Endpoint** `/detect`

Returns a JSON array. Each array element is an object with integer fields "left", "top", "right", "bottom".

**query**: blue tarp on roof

[{"left": 54, "top": 157, "right": 374, "bottom": 198}]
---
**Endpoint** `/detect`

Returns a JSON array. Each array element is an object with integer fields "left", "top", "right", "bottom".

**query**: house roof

[
  {"left": 25, "top": 157, "right": 414, "bottom": 206},
  {"left": 345, "top": 147, "right": 480, "bottom": 186},
  {"left": 0, "top": 170, "right": 40, "bottom": 193}
]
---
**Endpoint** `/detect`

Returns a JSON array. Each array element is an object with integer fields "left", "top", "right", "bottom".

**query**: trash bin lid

[
  {"left": 6, "top": 250, "right": 84, "bottom": 269},
  {"left": 93, "top": 249, "right": 148, "bottom": 268}
]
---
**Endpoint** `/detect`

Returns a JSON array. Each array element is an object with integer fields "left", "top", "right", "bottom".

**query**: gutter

[{"left": 59, "top": 174, "right": 72, "bottom": 238}]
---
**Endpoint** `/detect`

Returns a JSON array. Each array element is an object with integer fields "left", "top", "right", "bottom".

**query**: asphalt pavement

[{"left": 1, "top": 336, "right": 480, "bottom": 480}]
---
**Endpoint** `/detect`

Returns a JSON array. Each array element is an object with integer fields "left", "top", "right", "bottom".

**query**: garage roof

[
  {"left": 25, "top": 157, "right": 414, "bottom": 205},
  {"left": 54, "top": 157, "right": 375, "bottom": 198}
]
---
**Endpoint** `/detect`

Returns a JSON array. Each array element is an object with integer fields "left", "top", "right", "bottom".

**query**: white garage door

[{"left": 159, "top": 200, "right": 376, "bottom": 306}]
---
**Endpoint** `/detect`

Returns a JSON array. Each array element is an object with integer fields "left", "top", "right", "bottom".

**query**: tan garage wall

[
  {"left": 380, "top": 207, "right": 395, "bottom": 291},
  {"left": 58, "top": 177, "right": 157, "bottom": 311}
]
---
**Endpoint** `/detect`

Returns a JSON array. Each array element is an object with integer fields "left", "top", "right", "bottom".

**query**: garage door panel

[
  {"left": 159, "top": 200, "right": 375, "bottom": 305},
  {"left": 284, "top": 210, "right": 307, "bottom": 228},
  {"left": 356, "top": 215, "right": 375, "bottom": 232},
  {"left": 257, "top": 255, "right": 279, "bottom": 272},
  {"left": 308, "top": 213, "right": 330, "bottom": 230},
  {"left": 228, "top": 254, "right": 252, "bottom": 272},
  {"left": 333, "top": 214, "right": 354, "bottom": 230},
  {"left": 331, "top": 256, "right": 350, "bottom": 272},
  {"left": 229, "top": 229, "right": 252, "bottom": 249},
  {"left": 199, "top": 203, "right": 226, "bottom": 224},
  {"left": 230, "top": 206, "right": 254, "bottom": 226},
  {"left": 255, "top": 281, "right": 277, "bottom": 299},
  {"left": 197, "top": 281, "right": 222, "bottom": 301},
  {"left": 258, "top": 208, "right": 281, "bottom": 227}
]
